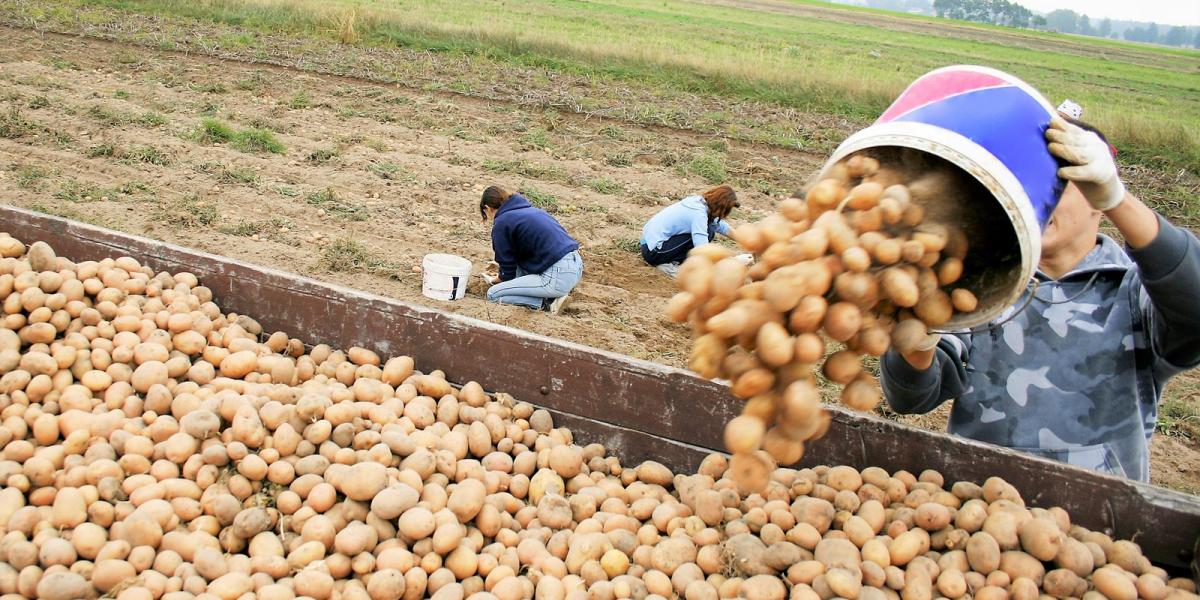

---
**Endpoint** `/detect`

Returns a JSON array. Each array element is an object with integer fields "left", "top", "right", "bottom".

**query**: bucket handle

[{"left": 929, "top": 272, "right": 1101, "bottom": 335}]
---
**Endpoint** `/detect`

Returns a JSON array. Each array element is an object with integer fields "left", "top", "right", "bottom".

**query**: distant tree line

[
  {"left": 932, "top": 0, "right": 1042, "bottom": 28},
  {"left": 928, "top": 0, "right": 1199, "bottom": 48}
]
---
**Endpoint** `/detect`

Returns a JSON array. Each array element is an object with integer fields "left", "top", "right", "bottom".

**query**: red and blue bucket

[{"left": 819, "top": 65, "right": 1064, "bottom": 328}]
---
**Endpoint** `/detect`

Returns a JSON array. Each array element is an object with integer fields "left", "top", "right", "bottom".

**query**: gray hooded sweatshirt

[{"left": 881, "top": 215, "right": 1200, "bottom": 482}]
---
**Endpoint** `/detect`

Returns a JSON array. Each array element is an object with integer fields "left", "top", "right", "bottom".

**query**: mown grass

[
  {"left": 218, "top": 216, "right": 290, "bottom": 237},
  {"left": 305, "top": 187, "right": 368, "bottom": 220},
  {"left": 38, "top": 0, "right": 1198, "bottom": 172},
  {"left": 482, "top": 158, "right": 567, "bottom": 182},
  {"left": 156, "top": 195, "right": 218, "bottom": 227},
  {"left": 318, "top": 237, "right": 398, "bottom": 275},
  {"left": 1158, "top": 383, "right": 1200, "bottom": 441},
  {"left": 189, "top": 117, "right": 285, "bottom": 154},
  {"left": 520, "top": 187, "right": 559, "bottom": 213}
]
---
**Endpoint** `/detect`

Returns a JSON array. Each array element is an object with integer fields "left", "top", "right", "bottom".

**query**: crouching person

[
  {"left": 640, "top": 185, "right": 739, "bottom": 277},
  {"left": 480, "top": 186, "right": 582, "bottom": 313}
]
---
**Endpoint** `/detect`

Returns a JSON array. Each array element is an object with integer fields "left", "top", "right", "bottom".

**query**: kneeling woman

[
  {"left": 480, "top": 186, "right": 583, "bottom": 311},
  {"left": 640, "top": 185, "right": 738, "bottom": 275}
]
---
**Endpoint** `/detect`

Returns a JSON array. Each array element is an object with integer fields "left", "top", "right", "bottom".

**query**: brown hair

[
  {"left": 480, "top": 186, "right": 512, "bottom": 221},
  {"left": 702, "top": 185, "right": 739, "bottom": 221}
]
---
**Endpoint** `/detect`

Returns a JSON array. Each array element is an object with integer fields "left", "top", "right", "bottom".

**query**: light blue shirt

[{"left": 640, "top": 196, "right": 731, "bottom": 251}]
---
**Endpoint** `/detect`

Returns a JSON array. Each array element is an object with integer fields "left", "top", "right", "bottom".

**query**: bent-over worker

[
  {"left": 640, "top": 184, "right": 739, "bottom": 277},
  {"left": 480, "top": 186, "right": 582, "bottom": 313}
]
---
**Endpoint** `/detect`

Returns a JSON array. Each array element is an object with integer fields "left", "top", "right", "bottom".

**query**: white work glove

[
  {"left": 480, "top": 261, "right": 500, "bottom": 285},
  {"left": 1045, "top": 117, "right": 1126, "bottom": 211}
]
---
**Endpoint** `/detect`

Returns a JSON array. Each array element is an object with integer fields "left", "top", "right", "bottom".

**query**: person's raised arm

[{"left": 1047, "top": 118, "right": 1200, "bottom": 369}]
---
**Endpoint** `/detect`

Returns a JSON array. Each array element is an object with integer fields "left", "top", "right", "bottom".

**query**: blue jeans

[{"left": 487, "top": 251, "right": 583, "bottom": 309}]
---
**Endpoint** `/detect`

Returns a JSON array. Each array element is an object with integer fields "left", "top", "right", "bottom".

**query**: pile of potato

[
  {"left": 666, "top": 154, "right": 984, "bottom": 489},
  {"left": 0, "top": 233, "right": 1190, "bottom": 600}
]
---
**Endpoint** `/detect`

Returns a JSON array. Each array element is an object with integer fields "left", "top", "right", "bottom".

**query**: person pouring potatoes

[{"left": 880, "top": 117, "right": 1200, "bottom": 482}]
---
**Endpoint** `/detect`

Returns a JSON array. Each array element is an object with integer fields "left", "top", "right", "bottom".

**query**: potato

[
  {"left": 731, "top": 368, "right": 775, "bottom": 399},
  {"left": 982, "top": 511, "right": 1019, "bottom": 551},
  {"left": 756, "top": 322, "right": 793, "bottom": 368},
  {"left": 967, "top": 532, "right": 1001, "bottom": 574},
  {"left": 1137, "top": 573, "right": 1169, "bottom": 600},
  {"left": 806, "top": 180, "right": 845, "bottom": 214},
  {"left": 741, "top": 574, "right": 787, "bottom": 600},
  {"left": 877, "top": 267, "right": 918, "bottom": 308},
  {"left": 711, "top": 258, "right": 749, "bottom": 299},
  {"left": 936, "top": 568, "right": 967, "bottom": 599},
  {"left": 667, "top": 292, "right": 698, "bottom": 323},
  {"left": 840, "top": 377, "right": 880, "bottom": 412},
  {"left": 999, "top": 551, "right": 1044, "bottom": 586},
  {"left": 37, "top": 571, "right": 91, "bottom": 600},
  {"left": 366, "top": 569, "right": 407, "bottom": 600},
  {"left": 688, "top": 334, "right": 727, "bottom": 379},
  {"left": 728, "top": 452, "right": 772, "bottom": 496},
  {"left": 1093, "top": 566, "right": 1137, "bottom": 600},
  {"left": 731, "top": 223, "right": 768, "bottom": 254},
  {"left": 725, "top": 416, "right": 766, "bottom": 455},
  {"left": 1042, "top": 568, "right": 1084, "bottom": 599},
  {"left": 826, "top": 568, "right": 863, "bottom": 598},
  {"left": 788, "top": 296, "right": 827, "bottom": 334},
  {"left": 822, "top": 350, "right": 861, "bottom": 385},
  {"left": 890, "top": 530, "right": 924, "bottom": 566},
  {"left": 678, "top": 256, "right": 715, "bottom": 298},
  {"left": 823, "top": 302, "right": 862, "bottom": 342},
  {"left": 913, "top": 502, "right": 951, "bottom": 532},
  {"left": 793, "top": 333, "right": 824, "bottom": 365},
  {"left": 1106, "top": 540, "right": 1144, "bottom": 574},
  {"left": 398, "top": 507, "right": 437, "bottom": 540},
  {"left": 1049, "top": 536, "right": 1093, "bottom": 578},
  {"left": 1018, "top": 518, "right": 1061, "bottom": 562}
]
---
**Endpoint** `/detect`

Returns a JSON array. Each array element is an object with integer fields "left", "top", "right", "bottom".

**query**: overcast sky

[{"left": 1013, "top": 0, "right": 1200, "bottom": 27}]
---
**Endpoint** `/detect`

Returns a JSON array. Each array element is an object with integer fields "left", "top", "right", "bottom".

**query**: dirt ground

[{"left": 2, "top": 26, "right": 1198, "bottom": 492}]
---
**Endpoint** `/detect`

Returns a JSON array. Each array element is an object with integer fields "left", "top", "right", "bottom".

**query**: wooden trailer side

[{"left": 5, "top": 205, "right": 1197, "bottom": 568}]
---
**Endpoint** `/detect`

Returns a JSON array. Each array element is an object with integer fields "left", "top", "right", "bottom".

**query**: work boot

[{"left": 546, "top": 294, "right": 570, "bottom": 314}]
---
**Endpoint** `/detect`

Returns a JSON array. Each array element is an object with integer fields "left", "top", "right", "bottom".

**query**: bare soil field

[
  {"left": 2, "top": 26, "right": 1198, "bottom": 492},
  {"left": 0, "top": 27, "right": 815, "bottom": 364}
]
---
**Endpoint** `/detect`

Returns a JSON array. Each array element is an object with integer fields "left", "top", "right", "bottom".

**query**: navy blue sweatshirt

[
  {"left": 880, "top": 216, "right": 1200, "bottom": 482},
  {"left": 491, "top": 195, "right": 580, "bottom": 281}
]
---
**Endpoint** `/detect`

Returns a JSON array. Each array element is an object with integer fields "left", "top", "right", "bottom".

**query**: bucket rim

[
  {"left": 820, "top": 121, "right": 1042, "bottom": 329},
  {"left": 422, "top": 253, "right": 472, "bottom": 271},
  {"left": 900, "top": 65, "right": 1058, "bottom": 117}
]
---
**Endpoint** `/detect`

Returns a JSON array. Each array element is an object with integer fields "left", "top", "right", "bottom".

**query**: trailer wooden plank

[{"left": 4, "top": 205, "right": 1197, "bottom": 568}]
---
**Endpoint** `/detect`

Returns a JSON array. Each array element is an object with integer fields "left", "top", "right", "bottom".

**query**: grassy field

[{"left": 20, "top": 0, "right": 1199, "bottom": 172}]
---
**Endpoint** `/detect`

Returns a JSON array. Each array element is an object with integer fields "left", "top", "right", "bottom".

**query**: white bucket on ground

[{"left": 422, "top": 254, "right": 472, "bottom": 301}]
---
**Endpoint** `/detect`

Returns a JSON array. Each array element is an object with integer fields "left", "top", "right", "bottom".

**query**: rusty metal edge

[{"left": 4, "top": 205, "right": 1198, "bottom": 568}]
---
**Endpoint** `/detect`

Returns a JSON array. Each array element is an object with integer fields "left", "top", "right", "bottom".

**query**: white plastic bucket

[
  {"left": 421, "top": 254, "right": 472, "bottom": 301},
  {"left": 818, "top": 65, "right": 1063, "bottom": 329}
]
